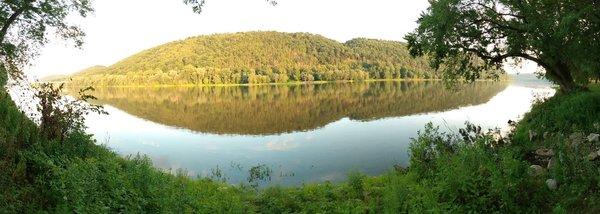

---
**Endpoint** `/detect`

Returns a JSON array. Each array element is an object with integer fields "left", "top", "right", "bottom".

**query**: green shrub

[
  {"left": 514, "top": 89, "right": 600, "bottom": 144},
  {"left": 406, "top": 123, "right": 551, "bottom": 212},
  {"left": 347, "top": 172, "right": 367, "bottom": 199},
  {"left": 544, "top": 137, "right": 600, "bottom": 211},
  {"left": 0, "top": 66, "right": 6, "bottom": 87},
  {"left": 408, "top": 123, "right": 459, "bottom": 178}
]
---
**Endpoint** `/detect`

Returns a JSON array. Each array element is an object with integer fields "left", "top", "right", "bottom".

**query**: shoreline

[{"left": 56, "top": 78, "right": 511, "bottom": 88}]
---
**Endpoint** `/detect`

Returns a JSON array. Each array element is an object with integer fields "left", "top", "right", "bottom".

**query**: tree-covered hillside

[{"left": 60, "top": 32, "right": 478, "bottom": 86}]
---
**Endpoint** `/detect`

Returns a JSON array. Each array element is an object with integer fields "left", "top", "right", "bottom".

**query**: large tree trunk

[
  {"left": 0, "top": 2, "right": 30, "bottom": 45},
  {"left": 554, "top": 70, "right": 577, "bottom": 93},
  {"left": 545, "top": 61, "right": 582, "bottom": 94}
]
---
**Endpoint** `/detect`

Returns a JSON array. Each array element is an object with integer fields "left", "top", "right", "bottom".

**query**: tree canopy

[
  {"left": 405, "top": 0, "right": 600, "bottom": 93},
  {"left": 0, "top": 0, "right": 93, "bottom": 87}
]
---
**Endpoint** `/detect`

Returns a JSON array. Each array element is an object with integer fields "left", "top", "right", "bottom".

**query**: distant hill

[
  {"left": 40, "top": 65, "right": 107, "bottom": 82},
  {"left": 57, "top": 31, "right": 495, "bottom": 86},
  {"left": 39, "top": 74, "right": 68, "bottom": 82},
  {"left": 71, "top": 65, "right": 108, "bottom": 76}
]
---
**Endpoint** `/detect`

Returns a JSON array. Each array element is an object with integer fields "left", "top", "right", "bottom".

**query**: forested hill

[{"left": 58, "top": 31, "right": 490, "bottom": 86}]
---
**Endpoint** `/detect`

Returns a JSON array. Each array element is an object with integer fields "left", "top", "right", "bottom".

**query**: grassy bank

[{"left": 1, "top": 86, "right": 599, "bottom": 212}]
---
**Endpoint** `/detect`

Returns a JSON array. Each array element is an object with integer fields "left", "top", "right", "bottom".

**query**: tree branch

[
  {"left": 0, "top": 1, "right": 34, "bottom": 45},
  {"left": 461, "top": 47, "right": 551, "bottom": 70}
]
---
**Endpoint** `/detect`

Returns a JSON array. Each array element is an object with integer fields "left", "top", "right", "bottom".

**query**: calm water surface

[{"left": 83, "top": 75, "right": 554, "bottom": 186}]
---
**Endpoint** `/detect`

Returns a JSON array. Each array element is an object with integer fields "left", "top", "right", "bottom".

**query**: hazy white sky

[{"left": 28, "top": 0, "right": 535, "bottom": 78}]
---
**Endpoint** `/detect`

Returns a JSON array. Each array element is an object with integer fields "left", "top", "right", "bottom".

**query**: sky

[{"left": 27, "top": 0, "right": 535, "bottom": 78}]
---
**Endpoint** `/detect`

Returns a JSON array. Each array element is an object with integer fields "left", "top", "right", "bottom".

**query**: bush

[
  {"left": 34, "top": 83, "right": 106, "bottom": 141},
  {"left": 408, "top": 123, "right": 460, "bottom": 178},
  {"left": 347, "top": 172, "right": 367, "bottom": 199},
  {"left": 0, "top": 65, "right": 6, "bottom": 87},
  {"left": 406, "top": 123, "right": 549, "bottom": 212}
]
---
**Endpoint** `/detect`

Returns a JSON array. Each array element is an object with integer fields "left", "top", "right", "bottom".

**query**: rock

[
  {"left": 529, "top": 130, "right": 538, "bottom": 141},
  {"left": 568, "top": 133, "right": 586, "bottom": 149},
  {"left": 546, "top": 179, "right": 558, "bottom": 190},
  {"left": 529, "top": 165, "right": 544, "bottom": 176},
  {"left": 570, "top": 141, "right": 580, "bottom": 150},
  {"left": 547, "top": 157, "right": 555, "bottom": 169},
  {"left": 535, "top": 148, "right": 555, "bottom": 157},
  {"left": 569, "top": 132, "right": 585, "bottom": 144},
  {"left": 587, "top": 151, "right": 599, "bottom": 161},
  {"left": 588, "top": 133, "right": 599, "bottom": 143}
]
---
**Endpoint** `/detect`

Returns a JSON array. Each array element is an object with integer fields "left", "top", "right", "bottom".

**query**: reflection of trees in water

[{"left": 84, "top": 81, "right": 508, "bottom": 135}]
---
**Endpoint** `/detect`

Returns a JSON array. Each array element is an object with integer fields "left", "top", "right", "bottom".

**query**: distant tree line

[{"left": 60, "top": 32, "right": 500, "bottom": 86}]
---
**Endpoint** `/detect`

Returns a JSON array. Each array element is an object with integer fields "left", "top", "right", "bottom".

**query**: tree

[
  {"left": 405, "top": 0, "right": 600, "bottom": 93},
  {"left": 0, "top": 0, "right": 93, "bottom": 86}
]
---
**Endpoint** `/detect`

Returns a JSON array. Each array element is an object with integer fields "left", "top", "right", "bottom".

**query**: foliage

[
  {"left": 408, "top": 123, "right": 551, "bottom": 212},
  {"left": 247, "top": 164, "right": 273, "bottom": 189},
  {"left": 0, "top": 63, "right": 6, "bottom": 87},
  {"left": 0, "top": 89, "right": 251, "bottom": 212},
  {"left": 58, "top": 32, "right": 477, "bottom": 86},
  {"left": 34, "top": 83, "right": 106, "bottom": 141},
  {"left": 408, "top": 123, "right": 460, "bottom": 178},
  {"left": 0, "top": 90, "right": 43, "bottom": 211},
  {"left": 405, "top": 0, "right": 600, "bottom": 92},
  {"left": 0, "top": 0, "right": 93, "bottom": 81},
  {"left": 514, "top": 86, "right": 600, "bottom": 143}
]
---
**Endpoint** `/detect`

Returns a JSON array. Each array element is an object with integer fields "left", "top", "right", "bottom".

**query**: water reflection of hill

[{"left": 83, "top": 81, "right": 508, "bottom": 135}]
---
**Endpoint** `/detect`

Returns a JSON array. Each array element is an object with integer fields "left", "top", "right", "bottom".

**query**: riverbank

[
  {"left": 53, "top": 77, "right": 510, "bottom": 88},
  {"left": 1, "top": 84, "right": 598, "bottom": 212}
]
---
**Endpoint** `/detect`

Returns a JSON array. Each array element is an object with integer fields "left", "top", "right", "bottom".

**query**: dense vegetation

[
  {"left": 52, "top": 32, "right": 498, "bottom": 86},
  {"left": 0, "top": 90, "right": 249, "bottom": 212},
  {"left": 406, "top": 0, "right": 600, "bottom": 92},
  {"left": 3, "top": 82, "right": 600, "bottom": 212},
  {"left": 80, "top": 81, "right": 507, "bottom": 135}
]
